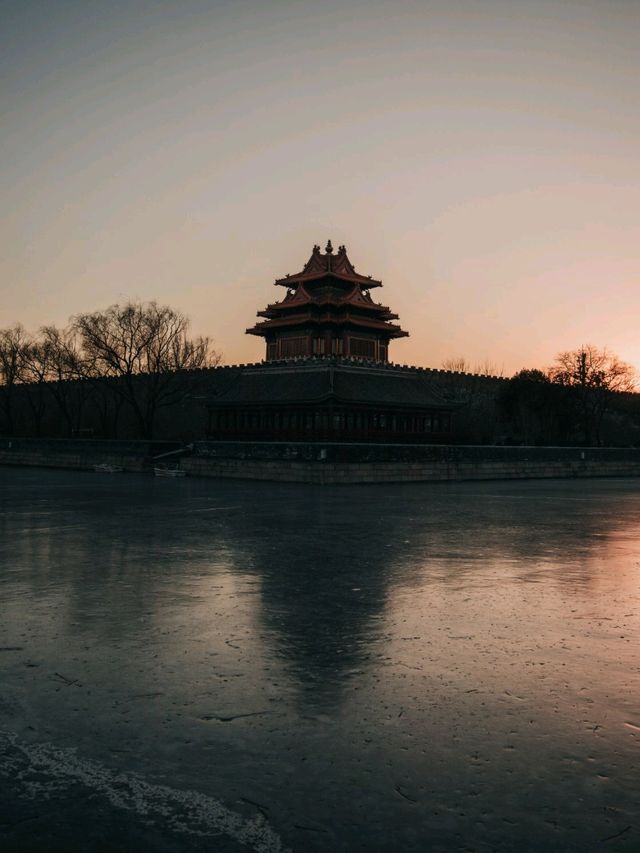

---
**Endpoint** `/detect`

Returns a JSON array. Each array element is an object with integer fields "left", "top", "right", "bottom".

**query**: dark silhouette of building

[
  {"left": 247, "top": 240, "right": 407, "bottom": 362},
  {"left": 207, "top": 242, "right": 455, "bottom": 443}
]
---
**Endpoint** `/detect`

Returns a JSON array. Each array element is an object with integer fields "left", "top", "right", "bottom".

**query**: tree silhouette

[
  {"left": 73, "top": 301, "right": 221, "bottom": 438},
  {"left": 548, "top": 345, "right": 636, "bottom": 445},
  {"left": 0, "top": 325, "right": 28, "bottom": 435}
]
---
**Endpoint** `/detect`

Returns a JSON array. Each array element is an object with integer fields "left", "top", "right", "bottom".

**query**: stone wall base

[
  {"left": 3, "top": 447, "right": 640, "bottom": 484},
  {"left": 181, "top": 458, "right": 640, "bottom": 483},
  {"left": 0, "top": 451, "right": 147, "bottom": 473}
]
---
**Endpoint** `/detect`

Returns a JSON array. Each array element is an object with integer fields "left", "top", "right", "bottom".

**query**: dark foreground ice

[{"left": 0, "top": 468, "right": 639, "bottom": 852}]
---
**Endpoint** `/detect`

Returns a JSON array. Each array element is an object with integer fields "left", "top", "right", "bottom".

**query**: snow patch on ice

[{"left": 0, "top": 729, "right": 289, "bottom": 853}]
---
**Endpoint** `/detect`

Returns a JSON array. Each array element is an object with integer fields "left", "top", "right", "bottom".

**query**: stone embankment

[
  {"left": 2, "top": 438, "right": 640, "bottom": 484},
  {"left": 0, "top": 438, "right": 180, "bottom": 474},
  {"left": 184, "top": 443, "right": 640, "bottom": 483}
]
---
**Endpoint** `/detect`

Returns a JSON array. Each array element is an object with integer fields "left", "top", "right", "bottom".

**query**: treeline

[
  {"left": 437, "top": 345, "right": 638, "bottom": 447},
  {"left": 0, "top": 301, "right": 221, "bottom": 439},
  {"left": 498, "top": 346, "right": 637, "bottom": 446},
  {"left": 2, "top": 312, "right": 639, "bottom": 446}
]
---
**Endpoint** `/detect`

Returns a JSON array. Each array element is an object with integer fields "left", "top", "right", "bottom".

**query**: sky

[{"left": 1, "top": 0, "right": 639, "bottom": 374}]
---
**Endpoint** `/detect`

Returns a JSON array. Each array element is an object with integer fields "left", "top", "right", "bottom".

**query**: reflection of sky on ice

[{"left": 1, "top": 470, "right": 639, "bottom": 851}]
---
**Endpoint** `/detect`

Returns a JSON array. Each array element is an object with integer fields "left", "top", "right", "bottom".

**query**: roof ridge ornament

[{"left": 272, "top": 242, "right": 384, "bottom": 287}]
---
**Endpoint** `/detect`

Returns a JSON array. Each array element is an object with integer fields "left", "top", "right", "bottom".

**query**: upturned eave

[{"left": 274, "top": 271, "right": 382, "bottom": 289}]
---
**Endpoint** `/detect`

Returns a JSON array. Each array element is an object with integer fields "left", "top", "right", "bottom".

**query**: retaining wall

[
  {"left": 2, "top": 438, "right": 640, "bottom": 483},
  {"left": 0, "top": 437, "right": 180, "bottom": 474},
  {"left": 182, "top": 449, "right": 640, "bottom": 484}
]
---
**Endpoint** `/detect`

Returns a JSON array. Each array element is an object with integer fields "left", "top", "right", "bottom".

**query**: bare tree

[
  {"left": 20, "top": 335, "right": 53, "bottom": 436},
  {"left": 438, "top": 356, "right": 504, "bottom": 442},
  {"left": 73, "top": 301, "right": 221, "bottom": 438},
  {"left": 0, "top": 325, "right": 29, "bottom": 435},
  {"left": 474, "top": 359, "right": 504, "bottom": 379},
  {"left": 548, "top": 345, "right": 636, "bottom": 445},
  {"left": 36, "top": 326, "right": 98, "bottom": 436},
  {"left": 441, "top": 356, "right": 503, "bottom": 377},
  {"left": 441, "top": 356, "right": 470, "bottom": 373}
]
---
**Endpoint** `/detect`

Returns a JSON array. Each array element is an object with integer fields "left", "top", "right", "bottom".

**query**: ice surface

[{"left": 1, "top": 469, "right": 639, "bottom": 851}]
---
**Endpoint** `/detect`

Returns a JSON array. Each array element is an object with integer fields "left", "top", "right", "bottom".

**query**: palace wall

[{"left": 2, "top": 360, "right": 640, "bottom": 447}]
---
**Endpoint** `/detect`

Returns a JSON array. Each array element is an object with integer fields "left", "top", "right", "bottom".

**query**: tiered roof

[
  {"left": 247, "top": 241, "right": 408, "bottom": 341},
  {"left": 273, "top": 240, "right": 382, "bottom": 288}
]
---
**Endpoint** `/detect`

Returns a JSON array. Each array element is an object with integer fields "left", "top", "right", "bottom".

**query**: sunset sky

[{"left": 2, "top": 0, "right": 639, "bottom": 374}]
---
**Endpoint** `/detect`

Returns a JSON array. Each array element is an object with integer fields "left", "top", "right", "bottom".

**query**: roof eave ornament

[{"left": 325, "top": 239, "right": 334, "bottom": 254}]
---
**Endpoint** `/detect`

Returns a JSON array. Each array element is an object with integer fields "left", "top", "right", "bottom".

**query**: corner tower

[{"left": 246, "top": 241, "right": 408, "bottom": 362}]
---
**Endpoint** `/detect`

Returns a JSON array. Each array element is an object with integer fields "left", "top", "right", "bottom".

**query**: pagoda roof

[
  {"left": 259, "top": 283, "right": 395, "bottom": 316},
  {"left": 246, "top": 313, "right": 408, "bottom": 338},
  {"left": 274, "top": 241, "right": 382, "bottom": 288}
]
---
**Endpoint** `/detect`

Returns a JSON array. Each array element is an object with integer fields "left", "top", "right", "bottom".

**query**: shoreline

[{"left": 2, "top": 438, "right": 640, "bottom": 484}]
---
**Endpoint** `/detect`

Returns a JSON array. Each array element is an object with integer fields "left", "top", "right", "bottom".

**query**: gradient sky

[{"left": 2, "top": 0, "right": 639, "bottom": 373}]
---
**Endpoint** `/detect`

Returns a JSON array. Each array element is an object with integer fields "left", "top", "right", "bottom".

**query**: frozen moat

[{"left": 1, "top": 468, "right": 639, "bottom": 851}]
